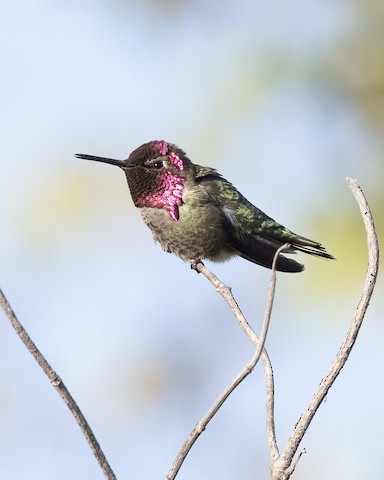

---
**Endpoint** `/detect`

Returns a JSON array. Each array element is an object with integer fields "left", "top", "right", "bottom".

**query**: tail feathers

[
  {"left": 231, "top": 235, "right": 304, "bottom": 273},
  {"left": 230, "top": 233, "right": 334, "bottom": 273},
  {"left": 291, "top": 235, "right": 335, "bottom": 260},
  {"left": 239, "top": 251, "right": 304, "bottom": 273}
]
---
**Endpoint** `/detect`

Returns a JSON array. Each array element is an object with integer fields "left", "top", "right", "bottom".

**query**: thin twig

[
  {"left": 271, "top": 178, "right": 379, "bottom": 480},
  {"left": 190, "top": 260, "right": 278, "bottom": 459},
  {"left": 166, "top": 244, "right": 290, "bottom": 479},
  {"left": 0, "top": 289, "right": 117, "bottom": 480},
  {"left": 191, "top": 262, "right": 258, "bottom": 347}
]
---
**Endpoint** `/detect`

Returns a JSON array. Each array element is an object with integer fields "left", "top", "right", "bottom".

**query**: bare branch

[
  {"left": 271, "top": 178, "right": 379, "bottom": 479},
  {"left": 166, "top": 244, "right": 290, "bottom": 479},
  {"left": 0, "top": 288, "right": 117, "bottom": 480},
  {"left": 191, "top": 262, "right": 258, "bottom": 347}
]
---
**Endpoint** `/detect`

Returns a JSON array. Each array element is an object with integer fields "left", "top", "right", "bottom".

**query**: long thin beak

[{"left": 75, "top": 153, "right": 126, "bottom": 168}]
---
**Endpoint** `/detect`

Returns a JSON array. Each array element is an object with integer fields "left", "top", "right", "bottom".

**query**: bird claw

[{"left": 190, "top": 260, "right": 204, "bottom": 272}]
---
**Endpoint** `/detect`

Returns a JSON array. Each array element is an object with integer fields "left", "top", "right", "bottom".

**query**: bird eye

[{"left": 153, "top": 160, "right": 163, "bottom": 169}]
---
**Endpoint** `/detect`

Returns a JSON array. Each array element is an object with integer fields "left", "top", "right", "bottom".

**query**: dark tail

[
  {"left": 291, "top": 235, "right": 335, "bottom": 260},
  {"left": 231, "top": 234, "right": 334, "bottom": 273},
  {"left": 231, "top": 235, "right": 305, "bottom": 272}
]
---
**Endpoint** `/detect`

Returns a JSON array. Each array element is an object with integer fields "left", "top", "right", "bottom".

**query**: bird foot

[{"left": 190, "top": 260, "right": 204, "bottom": 272}]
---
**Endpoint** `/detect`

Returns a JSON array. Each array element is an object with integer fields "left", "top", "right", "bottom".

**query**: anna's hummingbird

[{"left": 76, "top": 140, "right": 334, "bottom": 272}]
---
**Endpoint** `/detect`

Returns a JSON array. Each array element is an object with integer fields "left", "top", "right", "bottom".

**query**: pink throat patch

[{"left": 137, "top": 170, "right": 184, "bottom": 221}]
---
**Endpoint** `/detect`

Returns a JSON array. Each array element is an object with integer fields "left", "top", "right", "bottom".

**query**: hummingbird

[{"left": 76, "top": 140, "right": 334, "bottom": 272}]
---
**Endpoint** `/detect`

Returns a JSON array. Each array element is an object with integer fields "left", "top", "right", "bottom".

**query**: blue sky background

[{"left": 1, "top": 1, "right": 383, "bottom": 479}]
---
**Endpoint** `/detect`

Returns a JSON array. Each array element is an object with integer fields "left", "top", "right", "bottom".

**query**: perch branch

[
  {"left": 166, "top": 244, "right": 290, "bottom": 479},
  {"left": 271, "top": 177, "right": 379, "bottom": 479},
  {"left": 0, "top": 289, "right": 117, "bottom": 480}
]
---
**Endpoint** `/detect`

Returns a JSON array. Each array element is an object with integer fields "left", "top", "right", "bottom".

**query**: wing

[{"left": 195, "top": 166, "right": 333, "bottom": 272}]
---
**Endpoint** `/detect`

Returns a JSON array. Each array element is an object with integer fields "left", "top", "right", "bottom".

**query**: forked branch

[
  {"left": 166, "top": 244, "right": 290, "bottom": 479},
  {"left": 270, "top": 177, "right": 379, "bottom": 479}
]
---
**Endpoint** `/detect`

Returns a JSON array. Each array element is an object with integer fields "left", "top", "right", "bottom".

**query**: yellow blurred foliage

[
  {"left": 292, "top": 194, "right": 382, "bottom": 304},
  {"left": 18, "top": 170, "right": 102, "bottom": 253}
]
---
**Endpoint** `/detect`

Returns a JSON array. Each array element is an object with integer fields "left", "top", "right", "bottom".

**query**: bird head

[{"left": 76, "top": 141, "right": 191, "bottom": 221}]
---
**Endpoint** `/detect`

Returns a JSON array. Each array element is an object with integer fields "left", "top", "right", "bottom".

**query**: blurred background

[{"left": 0, "top": 0, "right": 383, "bottom": 479}]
